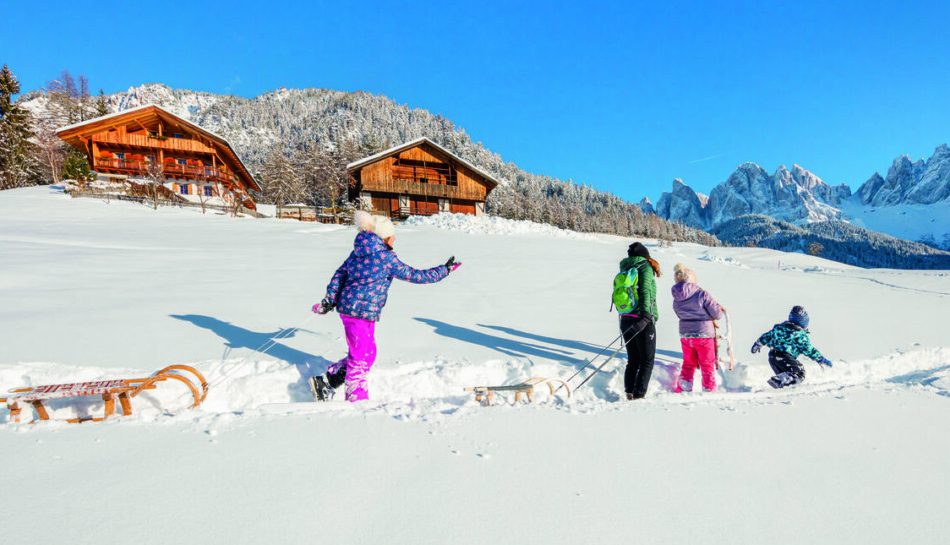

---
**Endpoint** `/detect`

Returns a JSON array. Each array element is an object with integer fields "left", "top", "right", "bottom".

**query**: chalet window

[
  {"left": 173, "top": 133, "right": 183, "bottom": 139},
  {"left": 115, "top": 153, "right": 125, "bottom": 159},
  {"left": 177, "top": 159, "right": 187, "bottom": 165},
  {"left": 146, "top": 155, "right": 156, "bottom": 163},
  {"left": 203, "top": 186, "right": 213, "bottom": 197},
  {"left": 179, "top": 184, "right": 190, "bottom": 195}
]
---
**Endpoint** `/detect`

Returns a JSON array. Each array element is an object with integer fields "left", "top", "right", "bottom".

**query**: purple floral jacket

[
  {"left": 324, "top": 231, "right": 448, "bottom": 321},
  {"left": 671, "top": 282, "right": 723, "bottom": 338}
]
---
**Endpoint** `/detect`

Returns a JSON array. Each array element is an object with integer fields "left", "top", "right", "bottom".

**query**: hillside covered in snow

[{"left": 1, "top": 186, "right": 949, "bottom": 544}]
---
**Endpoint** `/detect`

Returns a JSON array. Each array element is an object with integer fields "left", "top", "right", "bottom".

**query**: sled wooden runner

[
  {"left": 1, "top": 365, "right": 208, "bottom": 424},
  {"left": 465, "top": 377, "right": 571, "bottom": 406}
]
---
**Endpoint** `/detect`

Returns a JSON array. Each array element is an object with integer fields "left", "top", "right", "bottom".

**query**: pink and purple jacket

[
  {"left": 324, "top": 231, "right": 448, "bottom": 322},
  {"left": 671, "top": 283, "right": 723, "bottom": 338}
]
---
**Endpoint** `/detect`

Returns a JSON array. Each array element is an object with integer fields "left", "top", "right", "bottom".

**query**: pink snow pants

[
  {"left": 674, "top": 337, "right": 717, "bottom": 393},
  {"left": 326, "top": 315, "right": 377, "bottom": 402}
]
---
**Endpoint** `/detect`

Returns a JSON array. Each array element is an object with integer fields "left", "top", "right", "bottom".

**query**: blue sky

[{"left": 4, "top": 0, "right": 949, "bottom": 203}]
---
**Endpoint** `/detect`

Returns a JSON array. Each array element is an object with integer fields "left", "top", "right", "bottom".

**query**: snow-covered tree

[
  {"left": 258, "top": 150, "right": 305, "bottom": 216},
  {"left": 0, "top": 65, "right": 39, "bottom": 190}
]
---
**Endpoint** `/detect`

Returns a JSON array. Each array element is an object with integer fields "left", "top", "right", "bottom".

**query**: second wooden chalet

[
  {"left": 347, "top": 137, "right": 498, "bottom": 217},
  {"left": 56, "top": 104, "right": 260, "bottom": 210}
]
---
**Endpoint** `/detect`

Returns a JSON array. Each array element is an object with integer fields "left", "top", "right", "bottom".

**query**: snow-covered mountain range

[
  {"left": 647, "top": 145, "right": 950, "bottom": 252},
  {"left": 650, "top": 164, "right": 852, "bottom": 230}
]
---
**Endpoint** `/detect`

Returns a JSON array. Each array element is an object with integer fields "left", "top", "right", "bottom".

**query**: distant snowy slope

[{"left": 404, "top": 212, "right": 600, "bottom": 240}]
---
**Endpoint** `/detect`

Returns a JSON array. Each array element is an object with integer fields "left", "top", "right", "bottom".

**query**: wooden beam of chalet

[{"left": 135, "top": 119, "right": 149, "bottom": 133}]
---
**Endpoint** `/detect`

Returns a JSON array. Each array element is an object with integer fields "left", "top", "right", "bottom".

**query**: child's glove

[
  {"left": 444, "top": 256, "right": 461, "bottom": 273},
  {"left": 818, "top": 357, "right": 833, "bottom": 368},
  {"left": 751, "top": 342, "right": 763, "bottom": 354},
  {"left": 312, "top": 298, "right": 334, "bottom": 315}
]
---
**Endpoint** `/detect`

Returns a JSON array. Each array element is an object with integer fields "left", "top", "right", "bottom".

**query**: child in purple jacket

[
  {"left": 670, "top": 263, "right": 723, "bottom": 393},
  {"left": 309, "top": 212, "right": 460, "bottom": 402}
]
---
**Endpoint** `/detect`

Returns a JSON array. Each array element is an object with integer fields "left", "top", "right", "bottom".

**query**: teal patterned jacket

[{"left": 756, "top": 322, "right": 823, "bottom": 361}]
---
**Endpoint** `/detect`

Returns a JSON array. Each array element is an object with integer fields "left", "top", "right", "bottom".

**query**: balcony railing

[
  {"left": 94, "top": 158, "right": 237, "bottom": 184},
  {"left": 92, "top": 132, "right": 214, "bottom": 154}
]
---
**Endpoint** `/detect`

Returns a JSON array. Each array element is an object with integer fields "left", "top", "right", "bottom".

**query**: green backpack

[{"left": 611, "top": 267, "right": 639, "bottom": 314}]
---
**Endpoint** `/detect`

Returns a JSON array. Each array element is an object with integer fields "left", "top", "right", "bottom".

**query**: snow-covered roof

[
  {"left": 346, "top": 137, "right": 499, "bottom": 188},
  {"left": 55, "top": 104, "right": 240, "bottom": 154}
]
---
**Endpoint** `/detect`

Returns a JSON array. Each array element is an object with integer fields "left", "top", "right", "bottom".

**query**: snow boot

[
  {"left": 309, "top": 375, "right": 334, "bottom": 401},
  {"left": 767, "top": 372, "right": 799, "bottom": 389}
]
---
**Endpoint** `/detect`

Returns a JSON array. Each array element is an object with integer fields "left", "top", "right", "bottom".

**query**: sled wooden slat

[
  {"left": 1, "top": 365, "right": 209, "bottom": 424},
  {"left": 465, "top": 377, "right": 571, "bottom": 406}
]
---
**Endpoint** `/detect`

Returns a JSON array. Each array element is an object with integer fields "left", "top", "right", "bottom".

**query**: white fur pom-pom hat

[
  {"left": 353, "top": 210, "right": 395, "bottom": 240},
  {"left": 673, "top": 262, "right": 697, "bottom": 284},
  {"left": 354, "top": 210, "right": 375, "bottom": 232}
]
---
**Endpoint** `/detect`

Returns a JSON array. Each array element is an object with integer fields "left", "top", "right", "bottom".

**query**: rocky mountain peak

[{"left": 857, "top": 144, "right": 949, "bottom": 206}]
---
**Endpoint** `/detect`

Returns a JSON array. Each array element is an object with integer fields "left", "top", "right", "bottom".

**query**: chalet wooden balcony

[
  {"left": 363, "top": 178, "right": 485, "bottom": 201},
  {"left": 94, "top": 158, "right": 238, "bottom": 185},
  {"left": 92, "top": 132, "right": 215, "bottom": 154}
]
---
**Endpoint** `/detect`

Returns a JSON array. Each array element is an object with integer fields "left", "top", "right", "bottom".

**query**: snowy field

[{"left": 2, "top": 186, "right": 950, "bottom": 544}]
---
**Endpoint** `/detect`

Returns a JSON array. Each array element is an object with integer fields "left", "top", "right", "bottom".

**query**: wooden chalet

[
  {"left": 347, "top": 137, "right": 498, "bottom": 217},
  {"left": 56, "top": 105, "right": 260, "bottom": 209}
]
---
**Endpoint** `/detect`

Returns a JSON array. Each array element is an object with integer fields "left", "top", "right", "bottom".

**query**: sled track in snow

[{"left": 3, "top": 348, "right": 949, "bottom": 425}]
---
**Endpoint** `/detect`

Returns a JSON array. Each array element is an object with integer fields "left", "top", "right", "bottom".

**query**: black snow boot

[
  {"left": 767, "top": 372, "right": 801, "bottom": 389},
  {"left": 309, "top": 375, "right": 334, "bottom": 401}
]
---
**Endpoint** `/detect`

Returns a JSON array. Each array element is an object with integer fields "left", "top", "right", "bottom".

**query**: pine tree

[
  {"left": 95, "top": 89, "right": 110, "bottom": 117},
  {"left": 0, "top": 64, "right": 40, "bottom": 190},
  {"left": 63, "top": 149, "right": 95, "bottom": 187}
]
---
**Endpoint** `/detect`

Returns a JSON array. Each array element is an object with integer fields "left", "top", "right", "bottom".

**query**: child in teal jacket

[{"left": 752, "top": 306, "right": 833, "bottom": 388}]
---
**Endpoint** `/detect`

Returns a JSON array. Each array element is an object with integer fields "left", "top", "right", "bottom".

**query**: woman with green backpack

[{"left": 614, "top": 242, "right": 662, "bottom": 400}]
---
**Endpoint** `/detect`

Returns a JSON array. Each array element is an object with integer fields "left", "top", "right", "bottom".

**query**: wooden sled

[
  {"left": 1, "top": 365, "right": 209, "bottom": 424},
  {"left": 714, "top": 306, "right": 735, "bottom": 371},
  {"left": 464, "top": 377, "right": 571, "bottom": 406}
]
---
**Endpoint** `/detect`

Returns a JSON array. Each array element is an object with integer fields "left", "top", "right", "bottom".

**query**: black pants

[
  {"left": 768, "top": 350, "right": 805, "bottom": 385},
  {"left": 620, "top": 315, "right": 656, "bottom": 398}
]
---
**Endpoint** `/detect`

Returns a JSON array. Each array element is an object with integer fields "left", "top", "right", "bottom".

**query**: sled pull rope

[
  {"left": 557, "top": 323, "right": 638, "bottom": 393},
  {"left": 573, "top": 326, "right": 641, "bottom": 392},
  {"left": 203, "top": 313, "right": 319, "bottom": 392},
  {"left": 555, "top": 329, "right": 627, "bottom": 394},
  {"left": 164, "top": 313, "right": 319, "bottom": 412}
]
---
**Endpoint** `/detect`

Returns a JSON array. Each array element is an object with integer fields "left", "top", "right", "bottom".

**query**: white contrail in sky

[{"left": 689, "top": 154, "right": 726, "bottom": 164}]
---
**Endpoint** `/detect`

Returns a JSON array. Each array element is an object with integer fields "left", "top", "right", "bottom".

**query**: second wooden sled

[
  {"left": 1, "top": 365, "right": 209, "bottom": 424},
  {"left": 464, "top": 377, "right": 571, "bottom": 406}
]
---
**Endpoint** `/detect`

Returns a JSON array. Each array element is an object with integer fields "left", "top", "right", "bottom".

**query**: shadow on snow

[{"left": 170, "top": 314, "right": 333, "bottom": 401}]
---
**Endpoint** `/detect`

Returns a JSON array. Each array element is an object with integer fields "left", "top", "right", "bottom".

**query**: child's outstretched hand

[
  {"left": 444, "top": 256, "right": 461, "bottom": 273},
  {"left": 751, "top": 342, "right": 762, "bottom": 354},
  {"left": 312, "top": 298, "right": 334, "bottom": 315},
  {"left": 818, "top": 357, "right": 833, "bottom": 369}
]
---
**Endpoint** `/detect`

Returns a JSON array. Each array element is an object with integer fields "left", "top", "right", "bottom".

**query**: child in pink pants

[
  {"left": 310, "top": 212, "right": 459, "bottom": 402},
  {"left": 670, "top": 263, "right": 723, "bottom": 393},
  {"left": 323, "top": 315, "right": 378, "bottom": 401}
]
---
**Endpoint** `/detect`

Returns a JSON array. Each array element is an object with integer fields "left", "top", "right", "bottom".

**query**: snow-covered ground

[
  {"left": 839, "top": 197, "right": 950, "bottom": 248},
  {"left": 2, "top": 186, "right": 949, "bottom": 544}
]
